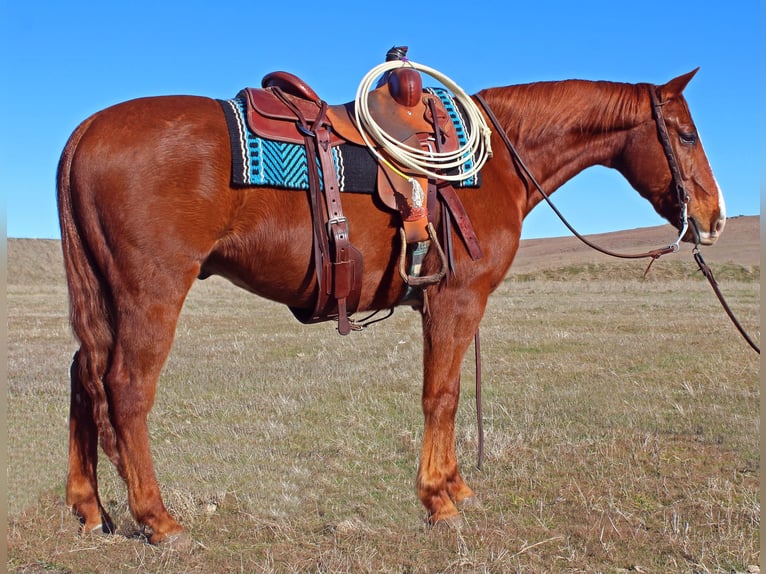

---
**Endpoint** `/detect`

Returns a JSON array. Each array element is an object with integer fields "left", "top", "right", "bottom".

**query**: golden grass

[{"left": 7, "top": 238, "right": 759, "bottom": 573}]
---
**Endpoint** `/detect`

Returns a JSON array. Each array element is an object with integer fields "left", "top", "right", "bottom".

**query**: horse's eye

[{"left": 679, "top": 131, "right": 698, "bottom": 145}]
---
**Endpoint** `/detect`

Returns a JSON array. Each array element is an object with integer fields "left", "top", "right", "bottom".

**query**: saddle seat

[{"left": 256, "top": 69, "right": 454, "bottom": 147}]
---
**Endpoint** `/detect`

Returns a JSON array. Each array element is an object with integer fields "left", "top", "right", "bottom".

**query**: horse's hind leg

[
  {"left": 105, "top": 294, "right": 191, "bottom": 544},
  {"left": 67, "top": 291, "right": 188, "bottom": 543},
  {"left": 67, "top": 350, "right": 115, "bottom": 534}
]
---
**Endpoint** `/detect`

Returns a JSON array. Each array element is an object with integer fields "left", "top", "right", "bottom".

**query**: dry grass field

[{"left": 7, "top": 216, "right": 760, "bottom": 573}]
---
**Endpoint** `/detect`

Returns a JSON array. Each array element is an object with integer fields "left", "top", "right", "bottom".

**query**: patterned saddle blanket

[{"left": 218, "top": 87, "right": 480, "bottom": 192}]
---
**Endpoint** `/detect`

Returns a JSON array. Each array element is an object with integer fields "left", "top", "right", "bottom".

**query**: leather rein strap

[
  {"left": 475, "top": 90, "right": 759, "bottom": 354},
  {"left": 693, "top": 248, "right": 760, "bottom": 354},
  {"left": 474, "top": 89, "right": 688, "bottom": 268},
  {"left": 648, "top": 90, "right": 756, "bottom": 353}
]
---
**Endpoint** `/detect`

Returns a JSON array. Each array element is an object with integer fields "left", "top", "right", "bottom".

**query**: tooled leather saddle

[{"left": 239, "top": 57, "right": 482, "bottom": 335}]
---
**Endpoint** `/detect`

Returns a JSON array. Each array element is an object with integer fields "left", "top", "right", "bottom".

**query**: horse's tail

[{"left": 57, "top": 116, "right": 120, "bottom": 467}]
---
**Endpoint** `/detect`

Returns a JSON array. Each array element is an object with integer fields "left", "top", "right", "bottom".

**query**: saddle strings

[{"left": 353, "top": 60, "right": 493, "bottom": 183}]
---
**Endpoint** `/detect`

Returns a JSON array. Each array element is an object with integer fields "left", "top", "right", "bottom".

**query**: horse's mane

[{"left": 479, "top": 79, "right": 649, "bottom": 141}]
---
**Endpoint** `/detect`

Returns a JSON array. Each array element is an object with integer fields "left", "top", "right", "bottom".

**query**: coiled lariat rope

[{"left": 353, "top": 60, "right": 493, "bottom": 183}]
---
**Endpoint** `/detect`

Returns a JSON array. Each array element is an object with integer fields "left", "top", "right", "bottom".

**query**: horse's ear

[{"left": 660, "top": 67, "right": 700, "bottom": 98}]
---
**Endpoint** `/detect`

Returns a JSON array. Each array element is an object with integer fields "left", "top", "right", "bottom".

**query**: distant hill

[
  {"left": 511, "top": 215, "right": 759, "bottom": 275},
  {"left": 7, "top": 215, "right": 759, "bottom": 286}
]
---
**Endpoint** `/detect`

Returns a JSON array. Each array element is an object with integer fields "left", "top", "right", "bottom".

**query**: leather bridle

[{"left": 649, "top": 86, "right": 692, "bottom": 247}]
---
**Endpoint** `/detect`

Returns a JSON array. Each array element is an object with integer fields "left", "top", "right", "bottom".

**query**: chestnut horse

[{"left": 58, "top": 68, "right": 725, "bottom": 544}]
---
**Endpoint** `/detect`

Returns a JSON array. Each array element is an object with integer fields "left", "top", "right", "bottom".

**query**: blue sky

[{"left": 1, "top": 1, "right": 759, "bottom": 240}]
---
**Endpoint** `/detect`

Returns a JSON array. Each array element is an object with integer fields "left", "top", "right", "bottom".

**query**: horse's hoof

[
  {"left": 429, "top": 512, "right": 464, "bottom": 530},
  {"left": 83, "top": 522, "right": 111, "bottom": 536},
  {"left": 156, "top": 531, "right": 197, "bottom": 553},
  {"left": 456, "top": 496, "right": 483, "bottom": 512}
]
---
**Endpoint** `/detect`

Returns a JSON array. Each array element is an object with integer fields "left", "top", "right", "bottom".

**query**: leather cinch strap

[{"left": 272, "top": 87, "right": 362, "bottom": 335}]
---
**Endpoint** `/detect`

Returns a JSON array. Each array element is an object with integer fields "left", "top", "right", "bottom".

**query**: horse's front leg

[{"left": 417, "top": 288, "right": 485, "bottom": 524}]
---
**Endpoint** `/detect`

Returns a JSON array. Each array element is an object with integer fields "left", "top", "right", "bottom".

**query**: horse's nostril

[{"left": 714, "top": 218, "right": 726, "bottom": 234}]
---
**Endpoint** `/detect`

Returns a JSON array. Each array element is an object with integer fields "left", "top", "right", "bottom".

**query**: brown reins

[
  {"left": 692, "top": 248, "right": 760, "bottom": 353},
  {"left": 474, "top": 90, "right": 759, "bottom": 355},
  {"left": 471, "top": 87, "right": 689, "bottom": 471},
  {"left": 475, "top": 88, "right": 689, "bottom": 265}
]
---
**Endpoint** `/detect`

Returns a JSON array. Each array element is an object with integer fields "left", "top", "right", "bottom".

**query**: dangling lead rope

[
  {"left": 474, "top": 331, "right": 484, "bottom": 469},
  {"left": 693, "top": 248, "right": 760, "bottom": 354},
  {"left": 354, "top": 60, "right": 493, "bottom": 183}
]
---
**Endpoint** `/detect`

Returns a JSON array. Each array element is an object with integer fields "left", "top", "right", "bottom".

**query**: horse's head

[{"left": 616, "top": 69, "right": 726, "bottom": 245}]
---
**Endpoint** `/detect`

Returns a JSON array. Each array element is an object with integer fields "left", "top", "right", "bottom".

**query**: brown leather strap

[
  {"left": 693, "top": 248, "right": 760, "bottom": 354},
  {"left": 650, "top": 87, "right": 689, "bottom": 208},
  {"left": 424, "top": 98, "right": 483, "bottom": 265},
  {"left": 273, "top": 87, "right": 362, "bottom": 335},
  {"left": 272, "top": 87, "right": 330, "bottom": 279},
  {"left": 475, "top": 92, "right": 681, "bottom": 262},
  {"left": 437, "top": 184, "right": 483, "bottom": 261},
  {"left": 314, "top": 107, "right": 360, "bottom": 335}
]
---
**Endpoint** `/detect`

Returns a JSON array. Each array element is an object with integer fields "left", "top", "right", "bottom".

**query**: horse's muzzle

[{"left": 687, "top": 215, "right": 725, "bottom": 246}]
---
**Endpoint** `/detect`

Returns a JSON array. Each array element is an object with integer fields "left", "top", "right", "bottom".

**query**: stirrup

[{"left": 398, "top": 223, "right": 448, "bottom": 287}]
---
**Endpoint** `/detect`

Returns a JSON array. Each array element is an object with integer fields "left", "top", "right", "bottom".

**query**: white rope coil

[{"left": 353, "top": 60, "right": 492, "bottom": 182}]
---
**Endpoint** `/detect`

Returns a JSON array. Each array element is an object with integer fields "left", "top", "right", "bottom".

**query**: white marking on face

[
  {"left": 714, "top": 173, "right": 726, "bottom": 222},
  {"left": 697, "top": 134, "right": 726, "bottom": 239}
]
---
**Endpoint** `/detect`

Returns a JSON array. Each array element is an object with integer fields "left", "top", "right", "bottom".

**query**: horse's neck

[{"left": 481, "top": 80, "right": 647, "bottom": 214}]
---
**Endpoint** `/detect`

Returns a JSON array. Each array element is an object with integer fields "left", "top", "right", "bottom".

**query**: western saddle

[{"left": 241, "top": 48, "right": 482, "bottom": 334}]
